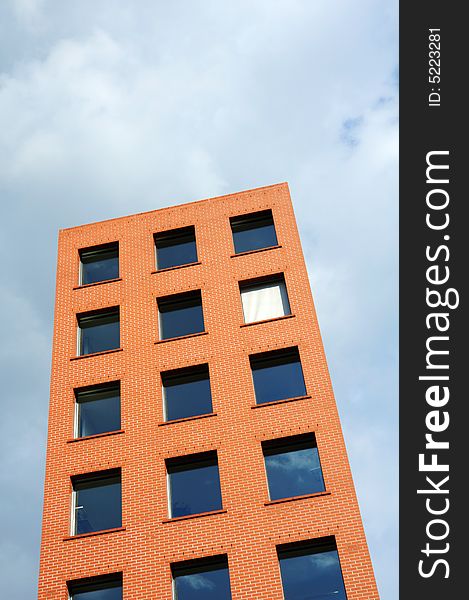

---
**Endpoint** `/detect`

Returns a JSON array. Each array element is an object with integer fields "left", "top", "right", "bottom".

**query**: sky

[{"left": 0, "top": 1, "right": 398, "bottom": 598}]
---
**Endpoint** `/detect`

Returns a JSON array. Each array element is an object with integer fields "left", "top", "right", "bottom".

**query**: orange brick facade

[{"left": 38, "top": 183, "right": 379, "bottom": 599}]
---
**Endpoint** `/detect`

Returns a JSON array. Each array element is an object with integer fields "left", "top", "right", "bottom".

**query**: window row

[
  {"left": 71, "top": 433, "right": 325, "bottom": 535},
  {"left": 76, "top": 273, "right": 292, "bottom": 355},
  {"left": 79, "top": 209, "right": 279, "bottom": 286},
  {"left": 67, "top": 537, "right": 347, "bottom": 599},
  {"left": 74, "top": 346, "right": 306, "bottom": 437}
]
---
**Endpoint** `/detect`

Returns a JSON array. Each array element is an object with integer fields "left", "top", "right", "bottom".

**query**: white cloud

[
  {"left": 308, "top": 552, "right": 340, "bottom": 570},
  {"left": 9, "top": 0, "right": 45, "bottom": 27},
  {"left": 185, "top": 573, "right": 216, "bottom": 591},
  {"left": 0, "top": 1, "right": 397, "bottom": 598}
]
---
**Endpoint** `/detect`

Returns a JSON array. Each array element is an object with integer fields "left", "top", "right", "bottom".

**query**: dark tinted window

[
  {"left": 78, "top": 308, "right": 120, "bottom": 355},
  {"left": 250, "top": 347, "right": 306, "bottom": 405},
  {"left": 263, "top": 434, "right": 325, "bottom": 500},
  {"left": 75, "top": 383, "right": 121, "bottom": 438},
  {"left": 163, "top": 365, "right": 212, "bottom": 421},
  {"left": 72, "top": 471, "right": 121, "bottom": 535},
  {"left": 158, "top": 291, "right": 204, "bottom": 340},
  {"left": 172, "top": 556, "right": 232, "bottom": 600},
  {"left": 80, "top": 243, "right": 119, "bottom": 285},
  {"left": 167, "top": 452, "right": 222, "bottom": 518},
  {"left": 155, "top": 226, "right": 197, "bottom": 270},
  {"left": 230, "top": 210, "right": 277, "bottom": 254},
  {"left": 278, "top": 538, "right": 347, "bottom": 600},
  {"left": 68, "top": 574, "right": 123, "bottom": 600}
]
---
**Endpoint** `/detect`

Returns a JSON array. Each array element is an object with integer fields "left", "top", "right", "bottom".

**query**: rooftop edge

[{"left": 60, "top": 182, "right": 290, "bottom": 233}]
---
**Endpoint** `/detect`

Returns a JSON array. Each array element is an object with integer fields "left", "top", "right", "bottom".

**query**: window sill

[
  {"left": 71, "top": 348, "right": 123, "bottom": 361},
  {"left": 67, "top": 430, "right": 125, "bottom": 443},
  {"left": 73, "top": 278, "right": 122, "bottom": 290},
  {"left": 251, "top": 395, "right": 311, "bottom": 409},
  {"left": 151, "top": 261, "right": 201, "bottom": 274},
  {"left": 264, "top": 491, "right": 331, "bottom": 506},
  {"left": 63, "top": 526, "right": 126, "bottom": 541},
  {"left": 158, "top": 413, "right": 216, "bottom": 426},
  {"left": 155, "top": 331, "right": 208, "bottom": 344},
  {"left": 240, "top": 314, "right": 295, "bottom": 328},
  {"left": 230, "top": 245, "right": 282, "bottom": 258},
  {"left": 162, "top": 509, "right": 227, "bottom": 524}
]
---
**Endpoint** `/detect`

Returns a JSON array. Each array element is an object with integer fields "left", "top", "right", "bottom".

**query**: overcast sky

[{"left": 0, "top": 1, "right": 398, "bottom": 598}]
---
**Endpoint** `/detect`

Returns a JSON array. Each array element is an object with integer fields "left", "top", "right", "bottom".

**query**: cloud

[
  {"left": 308, "top": 552, "right": 340, "bottom": 570},
  {"left": 0, "top": 1, "right": 397, "bottom": 598},
  {"left": 0, "top": 289, "right": 49, "bottom": 599},
  {"left": 8, "top": 0, "right": 45, "bottom": 27},
  {"left": 267, "top": 450, "right": 320, "bottom": 474},
  {"left": 185, "top": 573, "right": 216, "bottom": 591}
]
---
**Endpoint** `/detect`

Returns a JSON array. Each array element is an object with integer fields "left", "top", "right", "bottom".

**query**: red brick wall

[{"left": 38, "top": 182, "right": 379, "bottom": 599}]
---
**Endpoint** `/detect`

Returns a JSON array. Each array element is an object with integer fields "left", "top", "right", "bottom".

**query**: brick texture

[{"left": 38, "top": 182, "right": 379, "bottom": 599}]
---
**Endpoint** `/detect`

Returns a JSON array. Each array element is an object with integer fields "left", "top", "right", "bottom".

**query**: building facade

[{"left": 38, "top": 182, "right": 379, "bottom": 599}]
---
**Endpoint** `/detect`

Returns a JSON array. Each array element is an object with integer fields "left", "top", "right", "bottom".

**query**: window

[
  {"left": 71, "top": 470, "right": 121, "bottom": 535},
  {"left": 77, "top": 308, "right": 120, "bottom": 356},
  {"left": 75, "top": 382, "right": 121, "bottom": 438},
  {"left": 240, "top": 275, "right": 291, "bottom": 324},
  {"left": 155, "top": 226, "right": 198, "bottom": 270},
  {"left": 230, "top": 209, "right": 278, "bottom": 254},
  {"left": 79, "top": 243, "right": 119, "bottom": 286},
  {"left": 162, "top": 365, "right": 212, "bottom": 422},
  {"left": 172, "top": 555, "right": 232, "bottom": 600},
  {"left": 277, "top": 537, "right": 347, "bottom": 600},
  {"left": 250, "top": 347, "right": 306, "bottom": 405},
  {"left": 167, "top": 452, "right": 222, "bottom": 518},
  {"left": 263, "top": 434, "right": 325, "bottom": 500},
  {"left": 68, "top": 573, "right": 123, "bottom": 600},
  {"left": 158, "top": 291, "right": 204, "bottom": 340}
]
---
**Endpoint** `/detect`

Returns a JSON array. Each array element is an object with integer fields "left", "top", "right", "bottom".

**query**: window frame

[
  {"left": 74, "top": 381, "right": 121, "bottom": 439},
  {"left": 230, "top": 209, "right": 278, "bottom": 255},
  {"left": 161, "top": 364, "right": 212, "bottom": 422},
  {"left": 67, "top": 572, "right": 123, "bottom": 599},
  {"left": 166, "top": 451, "right": 222, "bottom": 519},
  {"left": 249, "top": 346, "right": 306, "bottom": 405},
  {"left": 70, "top": 469, "right": 122, "bottom": 536},
  {"left": 157, "top": 290, "right": 205, "bottom": 341},
  {"left": 262, "top": 433, "right": 326, "bottom": 501},
  {"left": 277, "top": 536, "right": 347, "bottom": 600},
  {"left": 79, "top": 242, "right": 119, "bottom": 286},
  {"left": 171, "top": 554, "right": 231, "bottom": 600},
  {"left": 239, "top": 273, "right": 291, "bottom": 325},
  {"left": 154, "top": 226, "right": 198, "bottom": 271},
  {"left": 76, "top": 307, "right": 120, "bottom": 356}
]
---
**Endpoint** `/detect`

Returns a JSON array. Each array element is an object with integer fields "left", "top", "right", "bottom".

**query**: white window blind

[{"left": 240, "top": 279, "right": 290, "bottom": 323}]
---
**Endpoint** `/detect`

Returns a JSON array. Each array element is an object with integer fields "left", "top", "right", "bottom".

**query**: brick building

[{"left": 38, "top": 182, "right": 379, "bottom": 599}]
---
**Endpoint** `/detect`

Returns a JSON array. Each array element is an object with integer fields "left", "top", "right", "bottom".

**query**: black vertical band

[{"left": 400, "top": 3, "right": 465, "bottom": 597}]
